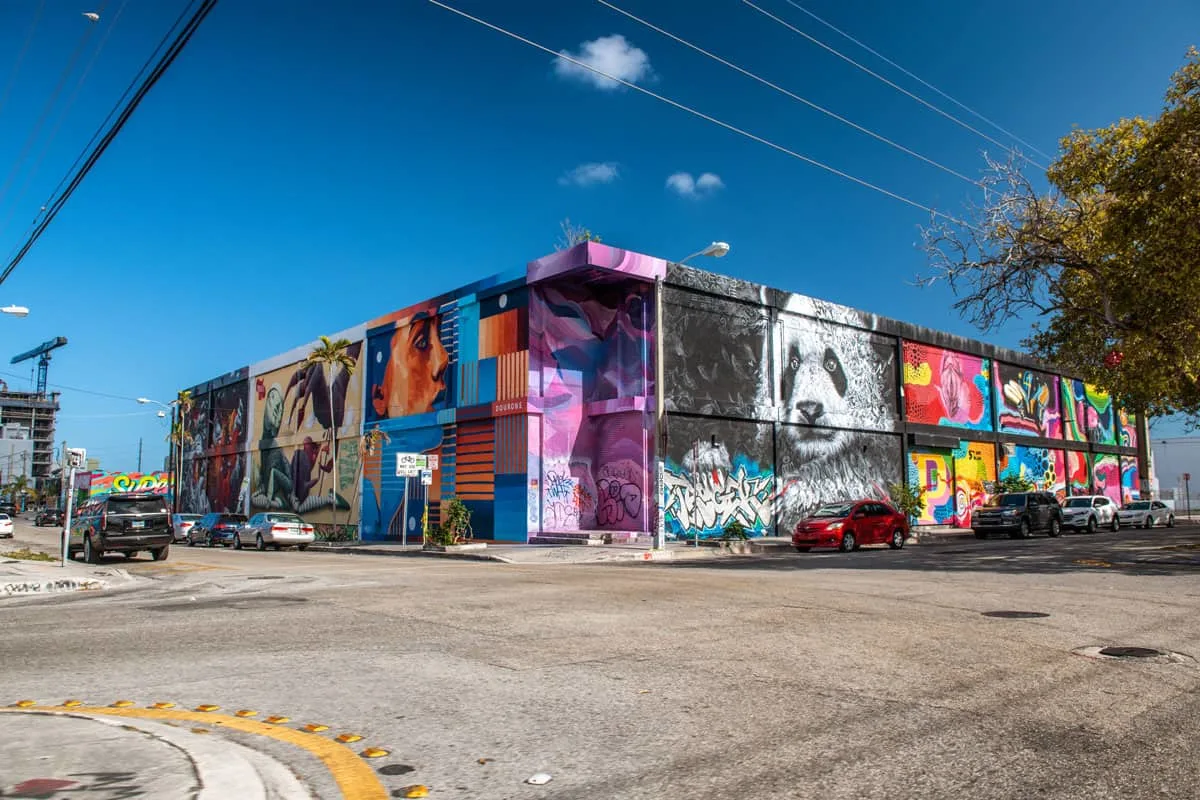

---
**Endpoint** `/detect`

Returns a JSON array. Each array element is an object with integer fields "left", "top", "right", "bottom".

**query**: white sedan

[
  {"left": 0, "top": 513, "right": 12, "bottom": 538},
  {"left": 236, "top": 512, "right": 315, "bottom": 551},
  {"left": 1117, "top": 500, "right": 1175, "bottom": 529}
]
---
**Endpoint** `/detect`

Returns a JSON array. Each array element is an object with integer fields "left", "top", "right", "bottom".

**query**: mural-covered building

[{"left": 174, "top": 242, "right": 1148, "bottom": 541}]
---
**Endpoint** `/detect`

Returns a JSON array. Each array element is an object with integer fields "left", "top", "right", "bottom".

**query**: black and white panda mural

[{"left": 661, "top": 266, "right": 902, "bottom": 538}]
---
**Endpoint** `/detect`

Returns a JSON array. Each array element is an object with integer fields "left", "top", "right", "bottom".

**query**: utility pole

[
  {"left": 59, "top": 440, "right": 67, "bottom": 510},
  {"left": 137, "top": 437, "right": 143, "bottom": 473}
]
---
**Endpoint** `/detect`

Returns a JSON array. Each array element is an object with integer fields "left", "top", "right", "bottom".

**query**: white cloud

[
  {"left": 559, "top": 162, "right": 620, "bottom": 187},
  {"left": 666, "top": 171, "right": 725, "bottom": 198},
  {"left": 555, "top": 34, "right": 652, "bottom": 90}
]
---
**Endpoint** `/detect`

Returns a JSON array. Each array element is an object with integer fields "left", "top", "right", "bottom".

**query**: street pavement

[{"left": 4, "top": 516, "right": 1200, "bottom": 798}]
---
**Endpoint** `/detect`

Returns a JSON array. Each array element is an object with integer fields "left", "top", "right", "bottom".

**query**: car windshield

[
  {"left": 0, "top": 514, "right": 9, "bottom": 521},
  {"left": 1065, "top": 498, "right": 1093, "bottom": 508},
  {"left": 109, "top": 498, "right": 168, "bottom": 514},
  {"left": 1122, "top": 501, "right": 1151, "bottom": 510},
  {"left": 990, "top": 495, "right": 1027, "bottom": 507},
  {"left": 266, "top": 514, "right": 302, "bottom": 523},
  {"left": 812, "top": 503, "right": 855, "bottom": 518}
]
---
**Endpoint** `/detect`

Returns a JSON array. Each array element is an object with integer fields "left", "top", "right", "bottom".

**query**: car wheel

[
  {"left": 1110, "top": 515, "right": 1120, "bottom": 532},
  {"left": 1168, "top": 515, "right": 1176, "bottom": 528},
  {"left": 187, "top": 536, "right": 196, "bottom": 547},
  {"left": 839, "top": 531, "right": 856, "bottom": 552},
  {"left": 83, "top": 535, "right": 99, "bottom": 564},
  {"left": 1144, "top": 515, "right": 1153, "bottom": 529},
  {"left": 233, "top": 535, "right": 242, "bottom": 550},
  {"left": 1086, "top": 517, "right": 1098, "bottom": 534},
  {"left": 888, "top": 529, "right": 905, "bottom": 549},
  {"left": 1048, "top": 518, "right": 1062, "bottom": 538},
  {"left": 207, "top": 535, "right": 215, "bottom": 548},
  {"left": 151, "top": 545, "right": 169, "bottom": 562},
  {"left": 298, "top": 544, "right": 309, "bottom": 551},
  {"left": 794, "top": 546, "right": 811, "bottom": 552},
  {"left": 256, "top": 534, "right": 266, "bottom": 551}
]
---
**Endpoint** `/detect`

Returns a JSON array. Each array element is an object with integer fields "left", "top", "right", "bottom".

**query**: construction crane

[{"left": 12, "top": 336, "right": 67, "bottom": 395}]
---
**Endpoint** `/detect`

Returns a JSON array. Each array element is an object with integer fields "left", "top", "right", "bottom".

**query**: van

[{"left": 70, "top": 492, "right": 172, "bottom": 563}]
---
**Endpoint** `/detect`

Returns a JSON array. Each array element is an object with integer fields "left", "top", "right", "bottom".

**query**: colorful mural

[
  {"left": 903, "top": 343, "right": 992, "bottom": 430},
  {"left": 210, "top": 381, "right": 247, "bottom": 448},
  {"left": 998, "top": 444, "right": 1066, "bottom": 499},
  {"left": 907, "top": 450, "right": 954, "bottom": 525},
  {"left": 250, "top": 341, "right": 365, "bottom": 528},
  {"left": 88, "top": 471, "right": 173, "bottom": 501},
  {"left": 953, "top": 440, "right": 995, "bottom": 527},
  {"left": 1093, "top": 453, "right": 1121, "bottom": 503},
  {"left": 1062, "top": 380, "right": 1115, "bottom": 444},
  {"left": 1121, "top": 456, "right": 1141, "bottom": 503},
  {"left": 1117, "top": 408, "right": 1139, "bottom": 450},
  {"left": 1066, "top": 450, "right": 1090, "bottom": 496},
  {"left": 994, "top": 363, "right": 1061, "bottom": 438}
]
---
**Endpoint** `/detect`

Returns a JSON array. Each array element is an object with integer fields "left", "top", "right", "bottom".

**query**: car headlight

[{"left": 828, "top": 522, "right": 843, "bottom": 531}]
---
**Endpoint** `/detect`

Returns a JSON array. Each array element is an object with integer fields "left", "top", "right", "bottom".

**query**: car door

[{"left": 1093, "top": 497, "right": 1108, "bottom": 524}]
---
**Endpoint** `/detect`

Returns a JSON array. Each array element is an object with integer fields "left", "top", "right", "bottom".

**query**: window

[
  {"left": 108, "top": 497, "right": 168, "bottom": 515},
  {"left": 1093, "top": 498, "right": 1106, "bottom": 507}
]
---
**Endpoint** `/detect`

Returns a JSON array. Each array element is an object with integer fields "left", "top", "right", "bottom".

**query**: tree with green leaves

[
  {"left": 922, "top": 48, "right": 1200, "bottom": 425},
  {"left": 304, "top": 336, "right": 357, "bottom": 526}
]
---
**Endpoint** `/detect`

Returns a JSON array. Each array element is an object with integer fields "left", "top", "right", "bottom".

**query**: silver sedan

[
  {"left": 237, "top": 512, "right": 316, "bottom": 551},
  {"left": 1116, "top": 500, "right": 1175, "bottom": 529}
]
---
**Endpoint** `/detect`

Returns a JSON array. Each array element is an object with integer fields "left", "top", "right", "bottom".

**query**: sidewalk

[
  {"left": 0, "top": 555, "right": 136, "bottom": 598},
  {"left": 0, "top": 708, "right": 311, "bottom": 799}
]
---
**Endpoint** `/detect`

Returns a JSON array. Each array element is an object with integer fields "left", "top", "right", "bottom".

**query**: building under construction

[{"left": 0, "top": 383, "right": 60, "bottom": 485}]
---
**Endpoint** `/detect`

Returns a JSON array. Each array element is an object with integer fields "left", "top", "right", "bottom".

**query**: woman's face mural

[{"left": 372, "top": 312, "right": 450, "bottom": 418}]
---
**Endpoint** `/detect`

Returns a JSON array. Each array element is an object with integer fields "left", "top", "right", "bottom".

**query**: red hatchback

[{"left": 792, "top": 500, "right": 909, "bottom": 552}]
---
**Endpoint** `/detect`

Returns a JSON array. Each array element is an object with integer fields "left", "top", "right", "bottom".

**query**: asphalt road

[{"left": 5, "top": 518, "right": 1200, "bottom": 799}]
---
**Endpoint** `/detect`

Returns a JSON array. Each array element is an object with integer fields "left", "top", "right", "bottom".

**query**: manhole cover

[
  {"left": 982, "top": 610, "right": 1050, "bottom": 619},
  {"left": 246, "top": 576, "right": 285, "bottom": 580},
  {"left": 1099, "top": 646, "right": 1165, "bottom": 658}
]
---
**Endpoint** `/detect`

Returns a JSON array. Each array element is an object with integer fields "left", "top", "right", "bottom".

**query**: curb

[{"left": 1, "top": 577, "right": 109, "bottom": 596}]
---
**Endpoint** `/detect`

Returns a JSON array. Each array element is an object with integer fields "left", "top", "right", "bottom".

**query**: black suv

[
  {"left": 35, "top": 509, "right": 63, "bottom": 527},
  {"left": 69, "top": 492, "right": 172, "bottom": 563},
  {"left": 972, "top": 492, "right": 1063, "bottom": 539}
]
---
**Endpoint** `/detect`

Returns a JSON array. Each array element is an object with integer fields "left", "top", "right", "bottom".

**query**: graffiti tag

[{"left": 663, "top": 466, "right": 773, "bottom": 537}]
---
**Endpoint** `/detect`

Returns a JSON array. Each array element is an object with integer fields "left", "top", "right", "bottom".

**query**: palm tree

[
  {"left": 7, "top": 474, "right": 30, "bottom": 512},
  {"left": 304, "top": 336, "right": 357, "bottom": 529},
  {"left": 166, "top": 390, "right": 194, "bottom": 513}
]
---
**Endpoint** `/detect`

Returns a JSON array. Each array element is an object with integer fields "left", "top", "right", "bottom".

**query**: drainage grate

[
  {"left": 1098, "top": 646, "right": 1165, "bottom": 658},
  {"left": 982, "top": 610, "right": 1050, "bottom": 619}
]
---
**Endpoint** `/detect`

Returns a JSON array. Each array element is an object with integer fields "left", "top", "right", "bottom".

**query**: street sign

[
  {"left": 66, "top": 447, "right": 86, "bottom": 469},
  {"left": 420, "top": 469, "right": 433, "bottom": 486},
  {"left": 426, "top": 454, "right": 439, "bottom": 470},
  {"left": 397, "top": 452, "right": 438, "bottom": 477}
]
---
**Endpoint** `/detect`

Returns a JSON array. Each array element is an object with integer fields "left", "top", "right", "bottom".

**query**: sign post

[
  {"left": 61, "top": 447, "right": 86, "bottom": 568},
  {"left": 396, "top": 453, "right": 438, "bottom": 547},
  {"left": 1185, "top": 473, "right": 1193, "bottom": 520}
]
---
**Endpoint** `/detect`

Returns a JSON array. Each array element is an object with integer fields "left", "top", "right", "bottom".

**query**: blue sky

[{"left": 0, "top": 0, "right": 1195, "bottom": 473}]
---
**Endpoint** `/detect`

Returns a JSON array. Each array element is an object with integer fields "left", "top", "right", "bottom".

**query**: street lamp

[
  {"left": 138, "top": 397, "right": 179, "bottom": 510},
  {"left": 653, "top": 241, "right": 732, "bottom": 550},
  {"left": 1, "top": 305, "right": 30, "bottom": 317}
]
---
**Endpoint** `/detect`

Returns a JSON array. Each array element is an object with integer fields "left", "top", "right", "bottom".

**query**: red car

[{"left": 792, "top": 500, "right": 909, "bottom": 552}]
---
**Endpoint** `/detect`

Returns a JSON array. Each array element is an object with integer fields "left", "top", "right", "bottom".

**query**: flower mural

[{"left": 903, "top": 343, "right": 992, "bottom": 431}]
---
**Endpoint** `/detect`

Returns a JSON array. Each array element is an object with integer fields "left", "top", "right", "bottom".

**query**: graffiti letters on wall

[
  {"left": 907, "top": 451, "right": 954, "bottom": 525},
  {"left": 903, "top": 343, "right": 992, "bottom": 430},
  {"left": 952, "top": 441, "right": 995, "bottom": 528},
  {"left": 88, "top": 471, "right": 172, "bottom": 500},
  {"left": 663, "top": 456, "right": 774, "bottom": 538}
]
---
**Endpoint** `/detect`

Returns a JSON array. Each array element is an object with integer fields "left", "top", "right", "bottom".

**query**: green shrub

[
  {"left": 888, "top": 481, "right": 927, "bottom": 522},
  {"left": 721, "top": 520, "right": 750, "bottom": 540},
  {"left": 996, "top": 474, "right": 1036, "bottom": 493}
]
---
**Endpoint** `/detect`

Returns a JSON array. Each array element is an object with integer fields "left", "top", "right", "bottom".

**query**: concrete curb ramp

[
  {"left": 1, "top": 576, "right": 109, "bottom": 596},
  {"left": 0, "top": 559, "right": 135, "bottom": 597}
]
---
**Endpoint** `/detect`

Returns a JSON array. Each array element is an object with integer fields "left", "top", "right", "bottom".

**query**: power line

[
  {"left": 779, "top": 0, "right": 1054, "bottom": 162},
  {"left": 0, "top": 0, "right": 131, "bottom": 243},
  {"left": 425, "top": 0, "right": 968, "bottom": 225},
  {"left": 0, "top": 0, "right": 219, "bottom": 287},
  {"left": 0, "top": 4, "right": 105, "bottom": 212},
  {"left": 741, "top": 0, "right": 1047, "bottom": 171},
  {"left": 595, "top": 0, "right": 977, "bottom": 185},
  {"left": 0, "top": 369, "right": 144, "bottom": 403},
  {"left": 0, "top": 0, "right": 46, "bottom": 121},
  {"left": 26, "top": 0, "right": 200, "bottom": 237}
]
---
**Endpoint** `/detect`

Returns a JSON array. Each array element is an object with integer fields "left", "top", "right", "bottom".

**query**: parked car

[
  {"left": 0, "top": 513, "right": 12, "bottom": 538},
  {"left": 792, "top": 500, "right": 909, "bottom": 552},
  {"left": 1117, "top": 500, "right": 1175, "bottom": 529},
  {"left": 239, "top": 513, "right": 316, "bottom": 551},
  {"left": 68, "top": 492, "right": 171, "bottom": 563},
  {"left": 171, "top": 513, "right": 202, "bottom": 543},
  {"left": 1062, "top": 495, "right": 1120, "bottom": 533},
  {"left": 972, "top": 492, "right": 1063, "bottom": 539},
  {"left": 187, "top": 512, "right": 248, "bottom": 548},
  {"left": 35, "top": 509, "right": 63, "bottom": 527},
  {"left": 0, "top": 503, "right": 16, "bottom": 517}
]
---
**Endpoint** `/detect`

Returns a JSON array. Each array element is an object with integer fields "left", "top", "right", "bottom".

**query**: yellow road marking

[{"left": 0, "top": 705, "right": 387, "bottom": 799}]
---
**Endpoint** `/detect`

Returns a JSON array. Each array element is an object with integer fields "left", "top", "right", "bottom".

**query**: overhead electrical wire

[
  {"left": 595, "top": 0, "right": 978, "bottom": 186},
  {"left": 0, "top": 3, "right": 106, "bottom": 212},
  {"left": 0, "top": 0, "right": 132, "bottom": 242},
  {"left": 0, "top": 369, "right": 145, "bottom": 402},
  {"left": 25, "top": 0, "right": 201, "bottom": 236},
  {"left": 779, "top": 0, "right": 1054, "bottom": 162},
  {"left": 0, "top": 0, "right": 220, "bottom": 288},
  {"left": 0, "top": 0, "right": 47, "bottom": 121},
  {"left": 741, "top": 0, "right": 1048, "bottom": 171},
  {"left": 425, "top": 0, "right": 968, "bottom": 225}
]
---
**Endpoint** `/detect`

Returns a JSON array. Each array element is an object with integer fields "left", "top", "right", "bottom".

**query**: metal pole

[
  {"left": 137, "top": 437, "right": 143, "bottom": 473},
  {"left": 401, "top": 479, "right": 409, "bottom": 547},
  {"left": 653, "top": 275, "right": 666, "bottom": 551},
  {"left": 692, "top": 440, "right": 699, "bottom": 549},
  {"left": 60, "top": 464, "right": 76, "bottom": 568},
  {"left": 1187, "top": 475, "right": 1192, "bottom": 520}
]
